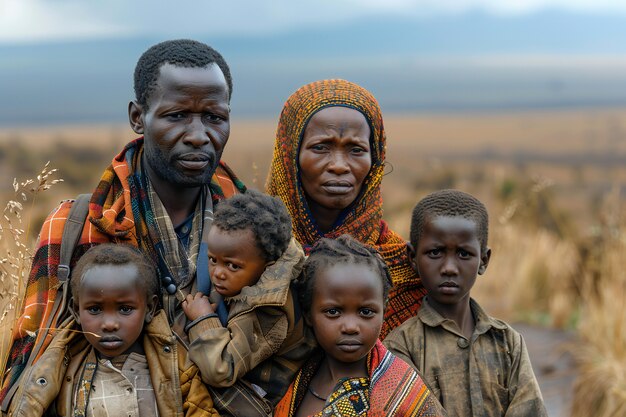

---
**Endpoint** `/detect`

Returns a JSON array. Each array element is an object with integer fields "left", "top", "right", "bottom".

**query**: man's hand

[{"left": 182, "top": 292, "right": 216, "bottom": 321}]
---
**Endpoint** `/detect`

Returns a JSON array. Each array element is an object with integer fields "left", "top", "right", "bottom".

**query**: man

[{"left": 0, "top": 40, "right": 283, "bottom": 415}]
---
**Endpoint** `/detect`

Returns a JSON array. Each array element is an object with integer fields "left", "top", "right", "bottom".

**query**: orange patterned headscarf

[{"left": 266, "top": 79, "right": 426, "bottom": 337}]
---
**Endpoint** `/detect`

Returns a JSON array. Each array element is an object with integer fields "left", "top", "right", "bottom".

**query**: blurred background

[{"left": 1, "top": 1, "right": 626, "bottom": 416}]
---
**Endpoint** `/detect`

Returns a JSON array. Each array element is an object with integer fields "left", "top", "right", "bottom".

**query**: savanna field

[{"left": 1, "top": 108, "right": 625, "bottom": 416}]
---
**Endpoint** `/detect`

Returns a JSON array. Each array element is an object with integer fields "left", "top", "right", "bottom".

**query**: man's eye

[
  {"left": 167, "top": 112, "right": 186, "bottom": 120},
  {"left": 204, "top": 113, "right": 225, "bottom": 123}
]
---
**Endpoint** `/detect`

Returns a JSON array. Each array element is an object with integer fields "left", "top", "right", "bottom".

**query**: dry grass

[
  {"left": 0, "top": 163, "right": 62, "bottom": 376},
  {"left": 570, "top": 187, "right": 626, "bottom": 417}
]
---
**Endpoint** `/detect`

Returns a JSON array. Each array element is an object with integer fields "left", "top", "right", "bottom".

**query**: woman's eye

[
  {"left": 351, "top": 147, "right": 367, "bottom": 154},
  {"left": 311, "top": 144, "right": 327, "bottom": 152}
]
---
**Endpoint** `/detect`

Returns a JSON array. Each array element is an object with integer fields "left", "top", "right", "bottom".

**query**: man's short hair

[
  {"left": 212, "top": 190, "right": 292, "bottom": 263},
  {"left": 134, "top": 39, "right": 233, "bottom": 107},
  {"left": 71, "top": 244, "right": 159, "bottom": 302},
  {"left": 410, "top": 189, "right": 489, "bottom": 252}
]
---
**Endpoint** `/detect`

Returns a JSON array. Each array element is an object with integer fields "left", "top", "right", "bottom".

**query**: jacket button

[
  {"left": 36, "top": 377, "right": 48, "bottom": 386},
  {"left": 457, "top": 338, "right": 470, "bottom": 349},
  {"left": 163, "top": 345, "right": 172, "bottom": 353}
]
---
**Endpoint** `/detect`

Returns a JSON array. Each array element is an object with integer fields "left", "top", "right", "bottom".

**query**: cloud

[{"left": 2, "top": 0, "right": 626, "bottom": 44}]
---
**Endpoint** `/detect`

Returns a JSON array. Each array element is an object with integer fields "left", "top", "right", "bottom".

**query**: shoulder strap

[
  {"left": 1, "top": 194, "right": 92, "bottom": 412},
  {"left": 57, "top": 193, "right": 91, "bottom": 282}
]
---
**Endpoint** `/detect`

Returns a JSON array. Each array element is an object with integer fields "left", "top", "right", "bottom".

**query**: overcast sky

[{"left": 3, "top": 0, "right": 626, "bottom": 44}]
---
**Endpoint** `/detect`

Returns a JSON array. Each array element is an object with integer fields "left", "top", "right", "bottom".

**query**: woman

[{"left": 266, "top": 79, "right": 425, "bottom": 338}]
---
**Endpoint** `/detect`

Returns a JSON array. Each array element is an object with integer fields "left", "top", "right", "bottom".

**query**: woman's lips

[{"left": 321, "top": 181, "right": 353, "bottom": 195}]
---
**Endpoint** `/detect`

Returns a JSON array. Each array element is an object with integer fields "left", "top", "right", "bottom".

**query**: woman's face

[{"left": 298, "top": 107, "right": 372, "bottom": 223}]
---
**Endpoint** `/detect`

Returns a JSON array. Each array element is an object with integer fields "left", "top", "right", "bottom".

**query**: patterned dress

[
  {"left": 266, "top": 79, "right": 426, "bottom": 338},
  {"left": 274, "top": 340, "right": 445, "bottom": 417}
]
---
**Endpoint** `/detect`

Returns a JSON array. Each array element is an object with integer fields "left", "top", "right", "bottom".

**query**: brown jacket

[
  {"left": 188, "top": 238, "right": 317, "bottom": 406},
  {"left": 7, "top": 311, "right": 218, "bottom": 417},
  {"left": 384, "top": 298, "right": 548, "bottom": 417}
]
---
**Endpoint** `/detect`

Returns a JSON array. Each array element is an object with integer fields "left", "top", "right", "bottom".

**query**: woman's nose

[{"left": 327, "top": 151, "right": 350, "bottom": 173}]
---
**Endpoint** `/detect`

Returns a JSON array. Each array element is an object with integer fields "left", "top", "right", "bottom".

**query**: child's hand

[{"left": 182, "top": 292, "right": 216, "bottom": 321}]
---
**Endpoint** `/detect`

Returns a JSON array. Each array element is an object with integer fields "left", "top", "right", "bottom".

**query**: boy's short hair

[
  {"left": 134, "top": 39, "right": 233, "bottom": 107},
  {"left": 212, "top": 190, "right": 292, "bottom": 263},
  {"left": 410, "top": 189, "right": 489, "bottom": 252},
  {"left": 71, "top": 244, "right": 159, "bottom": 302},
  {"left": 297, "top": 234, "right": 392, "bottom": 314}
]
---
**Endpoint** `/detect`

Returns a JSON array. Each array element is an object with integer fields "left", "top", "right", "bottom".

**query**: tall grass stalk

[
  {"left": 0, "top": 163, "right": 62, "bottom": 377},
  {"left": 571, "top": 187, "right": 626, "bottom": 417}
]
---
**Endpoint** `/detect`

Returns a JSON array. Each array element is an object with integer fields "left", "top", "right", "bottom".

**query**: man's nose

[{"left": 184, "top": 115, "right": 211, "bottom": 147}]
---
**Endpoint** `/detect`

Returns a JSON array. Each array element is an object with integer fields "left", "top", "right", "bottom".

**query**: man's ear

[
  {"left": 128, "top": 101, "right": 145, "bottom": 134},
  {"left": 144, "top": 294, "right": 159, "bottom": 324},
  {"left": 406, "top": 243, "right": 418, "bottom": 274},
  {"left": 478, "top": 247, "right": 492, "bottom": 275},
  {"left": 70, "top": 298, "right": 81, "bottom": 325}
]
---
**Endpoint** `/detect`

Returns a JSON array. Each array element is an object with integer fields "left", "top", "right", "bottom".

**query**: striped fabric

[
  {"left": 274, "top": 340, "right": 445, "bottom": 417},
  {"left": 266, "top": 79, "right": 426, "bottom": 338},
  {"left": 0, "top": 138, "right": 245, "bottom": 404}
]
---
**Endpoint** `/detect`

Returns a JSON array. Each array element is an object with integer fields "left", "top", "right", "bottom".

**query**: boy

[
  {"left": 182, "top": 190, "right": 316, "bottom": 407},
  {"left": 384, "top": 189, "right": 547, "bottom": 417},
  {"left": 8, "top": 244, "right": 217, "bottom": 417}
]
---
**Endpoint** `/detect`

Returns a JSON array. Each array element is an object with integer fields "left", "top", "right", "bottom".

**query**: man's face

[
  {"left": 75, "top": 264, "right": 156, "bottom": 359},
  {"left": 130, "top": 63, "right": 230, "bottom": 188}
]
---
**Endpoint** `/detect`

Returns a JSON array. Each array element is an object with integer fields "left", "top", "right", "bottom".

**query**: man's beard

[{"left": 144, "top": 144, "right": 218, "bottom": 188}]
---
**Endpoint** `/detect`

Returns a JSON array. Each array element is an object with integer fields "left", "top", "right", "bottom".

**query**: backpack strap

[
  {"left": 57, "top": 193, "right": 91, "bottom": 282},
  {"left": 1, "top": 193, "right": 92, "bottom": 412}
]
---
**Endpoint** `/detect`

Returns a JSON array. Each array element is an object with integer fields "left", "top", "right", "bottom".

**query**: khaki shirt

[
  {"left": 87, "top": 353, "right": 159, "bottom": 417},
  {"left": 383, "top": 298, "right": 547, "bottom": 417}
]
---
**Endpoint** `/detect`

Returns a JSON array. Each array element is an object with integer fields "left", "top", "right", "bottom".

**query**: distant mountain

[{"left": 2, "top": 10, "right": 626, "bottom": 126}]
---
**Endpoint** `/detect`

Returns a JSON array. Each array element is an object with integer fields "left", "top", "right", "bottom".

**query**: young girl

[
  {"left": 274, "top": 235, "right": 445, "bottom": 417},
  {"left": 7, "top": 244, "right": 217, "bottom": 417}
]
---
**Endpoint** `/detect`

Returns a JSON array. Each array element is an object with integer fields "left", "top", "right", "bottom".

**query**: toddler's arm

[{"left": 186, "top": 306, "right": 289, "bottom": 388}]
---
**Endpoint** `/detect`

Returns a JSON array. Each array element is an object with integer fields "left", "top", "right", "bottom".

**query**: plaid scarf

[
  {"left": 0, "top": 138, "right": 245, "bottom": 405},
  {"left": 274, "top": 340, "right": 444, "bottom": 417},
  {"left": 265, "top": 79, "right": 426, "bottom": 338}
]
